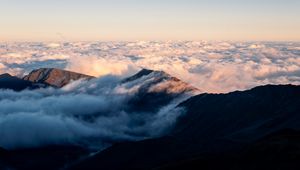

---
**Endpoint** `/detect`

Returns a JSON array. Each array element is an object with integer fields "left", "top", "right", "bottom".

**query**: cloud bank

[
  {"left": 1, "top": 41, "right": 300, "bottom": 93},
  {"left": 0, "top": 75, "right": 186, "bottom": 150},
  {"left": 1, "top": 41, "right": 299, "bottom": 150}
]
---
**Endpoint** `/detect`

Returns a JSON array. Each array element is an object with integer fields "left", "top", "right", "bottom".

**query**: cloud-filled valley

[{"left": 0, "top": 70, "right": 193, "bottom": 150}]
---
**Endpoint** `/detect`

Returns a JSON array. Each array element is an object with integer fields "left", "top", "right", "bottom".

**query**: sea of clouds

[
  {"left": 1, "top": 41, "right": 300, "bottom": 93},
  {"left": 0, "top": 41, "right": 300, "bottom": 150}
]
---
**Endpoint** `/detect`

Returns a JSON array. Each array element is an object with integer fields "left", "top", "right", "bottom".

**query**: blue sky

[{"left": 1, "top": 0, "right": 299, "bottom": 41}]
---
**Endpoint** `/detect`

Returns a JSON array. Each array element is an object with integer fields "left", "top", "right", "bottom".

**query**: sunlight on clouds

[
  {"left": 1, "top": 41, "right": 300, "bottom": 93},
  {"left": 66, "top": 56, "right": 138, "bottom": 78}
]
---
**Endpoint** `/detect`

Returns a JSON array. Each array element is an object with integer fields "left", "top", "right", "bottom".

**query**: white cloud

[
  {"left": 0, "top": 74, "right": 191, "bottom": 150},
  {"left": 1, "top": 41, "right": 300, "bottom": 92},
  {"left": 1, "top": 41, "right": 300, "bottom": 150},
  {"left": 66, "top": 56, "right": 138, "bottom": 78}
]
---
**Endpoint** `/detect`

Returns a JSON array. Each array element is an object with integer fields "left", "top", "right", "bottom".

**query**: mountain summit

[
  {"left": 23, "top": 68, "right": 95, "bottom": 88},
  {"left": 120, "top": 69, "right": 199, "bottom": 112},
  {"left": 122, "top": 68, "right": 198, "bottom": 94}
]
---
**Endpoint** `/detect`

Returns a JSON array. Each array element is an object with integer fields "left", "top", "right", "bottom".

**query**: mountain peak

[
  {"left": 122, "top": 68, "right": 182, "bottom": 83},
  {"left": 122, "top": 68, "right": 154, "bottom": 83},
  {"left": 23, "top": 68, "right": 95, "bottom": 88},
  {"left": 123, "top": 68, "right": 198, "bottom": 93},
  {"left": 120, "top": 68, "right": 199, "bottom": 112}
]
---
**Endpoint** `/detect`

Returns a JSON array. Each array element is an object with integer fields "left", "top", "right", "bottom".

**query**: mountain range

[{"left": 0, "top": 68, "right": 299, "bottom": 170}]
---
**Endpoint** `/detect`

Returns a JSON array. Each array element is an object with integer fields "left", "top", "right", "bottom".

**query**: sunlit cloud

[{"left": 1, "top": 41, "right": 300, "bottom": 93}]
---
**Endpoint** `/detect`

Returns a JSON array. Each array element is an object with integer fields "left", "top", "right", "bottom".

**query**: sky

[{"left": 0, "top": 0, "right": 300, "bottom": 41}]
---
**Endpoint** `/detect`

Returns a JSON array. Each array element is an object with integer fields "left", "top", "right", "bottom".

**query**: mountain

[
  {"left": 1, "top": 68, "right": 299, "bottom": 170},
  {"left": 70, "top": 85, "right": 300, "bottom": 170},
  {"left": 0, "top": 68, "right": 199, "bottom": 170},
  {"left": 0, "top": 73, "right": 41, "bottom": 91},
  {"left": 0, "top": 145, "right": 89, "bottom": 170},
  {"left": 0, "top": 68, "right": 95, "bottom": 91},
  {"left": 0, "top": 147, "right": 8, "bottom": 170},
  {"left": 173, "top": 84, "right": 300, "bottom": 141},
  {"left": 75, "top": 68, "right": 199, "bottom": 125},
  {"left": 23, "top": 68, "right": 95, "bottom": 88},
  {"left": 122, "top": 68, "right": 154, "bottom": 83},
  {"left": 120, "top": 69, "right": 199, "bottom": 113}
]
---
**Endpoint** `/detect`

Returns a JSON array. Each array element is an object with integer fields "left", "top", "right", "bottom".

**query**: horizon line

[{"left": 1, "top": 39, "right": 300, "bottom": 43}]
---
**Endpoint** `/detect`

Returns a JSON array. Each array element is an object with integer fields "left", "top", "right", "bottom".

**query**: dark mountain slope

[
  {"left": 0, "top": 145, "right": 89, "bottom": 170},
  {"left": 173, "top": 84, "right": 300, "bottom": 141},
  {"left": 71, "top": 84, "right": 300, "bottom": 170},
  {"left": 23, "top": 68, "right": 95, "bottom": 88},
  {"left": 0, "top": 73, "right": 41, "bottom": 91},
  {"left": 156, "top": 129, "right": 300, "bottom": 170}
]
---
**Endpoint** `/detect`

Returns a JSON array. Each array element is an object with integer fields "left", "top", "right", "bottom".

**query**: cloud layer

[
  {"left": 1, "top": 41, "right": 300, "bottom": 93},
  {"left": 0, "top": 41, "right": 299, "bottom": 150},
  {"left": 0, "top": 74, "right": 187, "bottom": 150}
]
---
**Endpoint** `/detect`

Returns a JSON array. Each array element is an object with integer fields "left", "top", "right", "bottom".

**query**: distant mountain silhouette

[
  {"left": 70, "top": 85, "right": 300, "bottom": 170},
  {"left": 0, "top": 73, "right": 42, "bottom": 91},
  {"left": 23, "top": 68, "right": 95, "bottom": 88}
]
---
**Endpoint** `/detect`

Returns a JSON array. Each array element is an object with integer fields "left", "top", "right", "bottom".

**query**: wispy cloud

[{"left": 0, "top": 74, "right": 187, "bottom": 150}]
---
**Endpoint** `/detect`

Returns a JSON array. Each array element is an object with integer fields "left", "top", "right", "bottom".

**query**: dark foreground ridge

[{"left": 70, "top": 84, "right": 300, "bottom": 170}]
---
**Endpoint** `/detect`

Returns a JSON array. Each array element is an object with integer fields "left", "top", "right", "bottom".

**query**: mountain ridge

[
  {"left": 0, "top": 73, "right": 41, "bottom": 91},
  {"left": 69, "top": 84, "right": 300, "bottom": 170},
  {"left": 23, "top": 68, "right": 95, "bottom": 88},
  {"left": 120, "top": 68, "right": 199, "bottom": 113}
]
